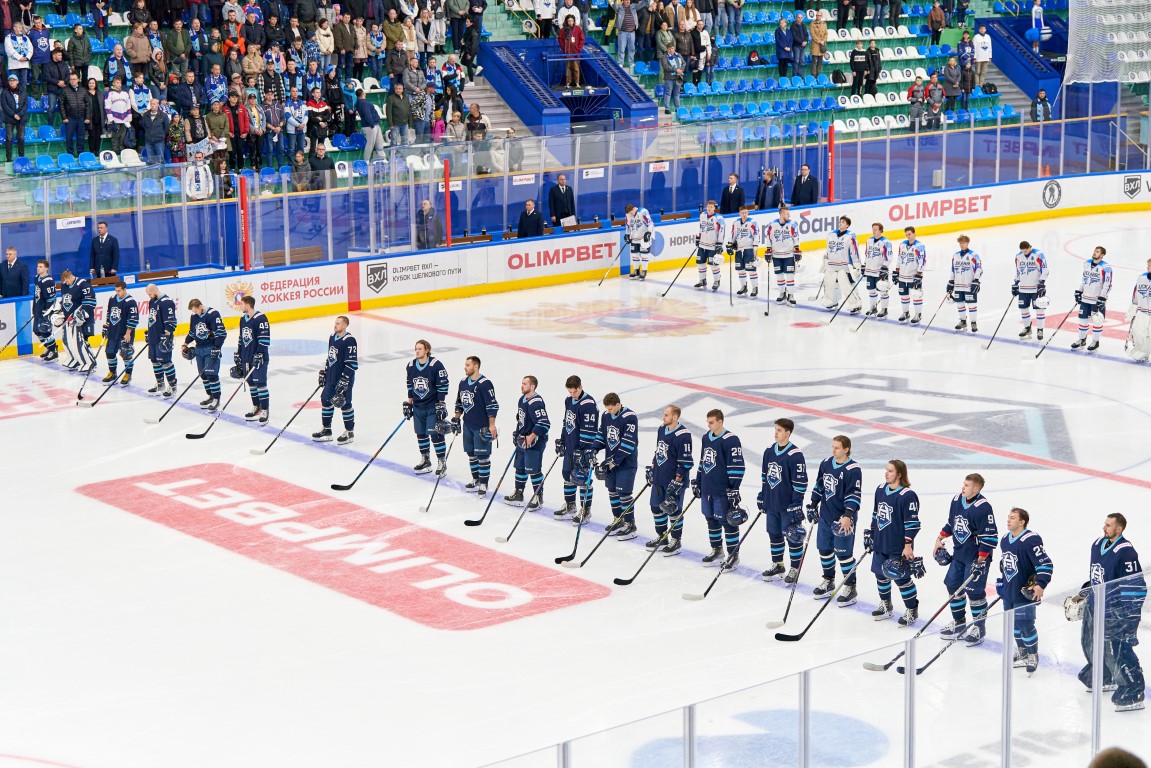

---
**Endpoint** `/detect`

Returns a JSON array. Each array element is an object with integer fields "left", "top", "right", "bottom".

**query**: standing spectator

[
  {"left": 354, "top": 87, "right": 384, "bottom": 159},
  {"left": 637, "top": 0, "right": 658, "bottom": 62},
  {"left": 126, "top": 22, "right": 153, "bottom": 75},
  {"left": 171, "top": 69, "right": 205, "bottom": 114},
  {"left": 410, "top": 81, "right": 432, "bottom": 141},
  {"left": 872, "top": 0, "right": 887, "bottom": 29},
  {"left": 773, "top": 19, "right": 793, "bottom": 78},
  {"left": 314, "top": 19, "right": 335, "bottom": 69},
  {"left": 104, "top": 43, "right": 132, "bottom": 86},
  {"left": 385, "top": 81, "right": 411, "bottom": 144},
  {"left": 1029, "top": 0, "right": 1041, "bottom": 51},
  {"left": 851, "top": 0, "right": 866, "bottom": 32},
  {"left": 167, "top": 110, "right": 187, "bottom": 161},
  {"left": 695, "top": 0, "right": 713, "bottom": 32},
  {"left": 28, "top": 17, "right": 52, "bottom": 96},
  {"left": 308, "top": 141, "right": 335, "bottom": 186},
  {"left": 959, "top": 60, "right": 974, "bottom": 111},
  {"left": 389, "top": 40, "right": 411, "bottom": 79},
  {"left": 104, "top": 75, "right": 133, "bottom": 151},
  {"left": 673, "top": 18, "right": 693, "bottom": 64},
  {"left": 659, "top": 42, "right": 683, "bottom": 115},
  {"left": 206, "top": 97, "right": 232, "bottom": 162},
  {"left": 973, "top": 24, "right": 991, "bottom": 86},
  {"left": 285, "top": 84, "right": 307, "bottom": 154},
  {"left": 85, "top": 78, "right": 104, "bottom": 154},
  {"left": 89, "top": 222, "right": 120, "bottom": 277},
  {"left": 754, "top": 168, "right": 782, "bottom": 210},
  {"left": 848, "top": 38, "right": 867, "bottom": 97},
  {"left": 164, "top": 20, "right": 192, "bottom": 79},
  {"left": 790, "top": 162, "right": 818, "bottom": 205},
  {"left": 383, "top": 8, "right": 404, "bottom": 50},
  {"left": 836, "top": 0, "right": 850, "bottom": 31},
  {"left": 957, "top": 28, "right": 974, "bottom": 69},
  {"left": 459, "top": 16, "right": 481, "bottom": 82},
  {"left": 719, "top": 172, "right": 743, "bottom": 214},
  {"left": 809, "top": 10, "right": 827, "bottom": 76},
  {"left": 401, "top": 16, "right": 419, "bottom": 53},
  {"left": 403, "top": 55, "right": 424, "bottom": 97},
  {"left": 864, "top": 39, "right": 880, "bottom": 95},
  {"left": 683, "top": 0, "right": 700, "bottom": 27},
  {"left": 504, "top": 127, "right": 524, "bottom": 171},
  {"left": 547, "top": 172, "right": 575, "bottom": 225},
  {"left": 5, "top": 23, "right": 33, "bottom": 90},
  {"left": 559, "top": 15, "right": 584, "bottom": 87},
  {"left": 928, "top": 0, "right": 944, "bottom": 45},
  {"left": 291, "top": 148, "right": 312, "bottom": 189},
  {"left": 692, "top": 17, "right": 713, "bottom": 85},
  {"left": 447, "top": 0, "right": 468, "bottom": 53},
  {"left": 140, "top": 96, "right": 171, "bottom": 163},
  {"left": 1030, "top": 87, "right": 1051, "bottom": 122},
  {"left": 713, "top": 0, "right": 726, "bottom": 37},
  {"left": 66, "top": 24, "right": 93, "bottom": 84},
  {"left": 333, "top": 12, "right": 354, "bottom": 78},
  {"left": 465, "top": 101, "right": 488, "bottom": 137},
  {"left": 926, "top": 71, "right": 944, "bottom": 110},
  {"left": 305, "top": 84, "right": 331, "bottom": 148},
  {"left": 467, "top": 0, "right": 486, "bottom": 25},
  {"left": 43, "top": 47, "right": 71, "bottom": 123},
  {"left": 188, "top": 19, "right": 209, "bottom": 76},
  {"left": 60, "top": 71, "right": 91, "bottom": 156},
  {"left": 615, "top": 0, "right": 636, "bottom": 68},
  {"left": 790, "top": 15, "right": 807, "bottom": 76},
  {"left": 535, "top": 0, "right": 556, "bottom": 37},
  {"left": 261, "top": 89, "right": 285, "bottom": 167},
  {"left": 1, "top": 75, "right": 29, "bottom": 161},
  {"left": 416, "top": 199, "right": 444, "bottom": 248},
  {"left": 654, "top": 19, "right": 674, "bottom": 57},
  {"left": 941, "top": 55, "right": 960, "bottom": 111},
  {"left": 517, "top": 199, "right": 543, "bottom": 238},
  {"left": 185, "top": 103, "right": 212, "bottom": 156},
  {"left": 245, "top": 92, "right": 263, "bottom": 167},
  {"left": 941, "top": 0, "right": 953, "bottom": 28},
  {"left": 414, "top": 9, "right": 435, "bottom": 65},
  {"left": 556, "top": 0, "right": 580, "bottom": 29},
  {"left": 321, "top": 65, "right": 345, "bottom": 132},
  {"left": 0, "top": 247, "right": 30, "bottom": 298},
  {"left": 906, "top": 74, "right": 925, "bottom": 129}
]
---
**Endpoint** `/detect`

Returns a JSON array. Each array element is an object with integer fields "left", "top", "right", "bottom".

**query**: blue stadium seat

[
  {"left": 773, "top": 99, "right": 786, "bottom": 113},
  {"left": 911, "top": 4, "right": 924, "bottom": 15},
  {"left": 786, "top": 99, "right": 800, "bottom": 111},
  {"left": 929, "top": 44, "right": 942, "bottom": 56},
  {"left": 759, "top": 100, "right": 774, "bottom": 114},
  {"left": 57, "top": 153, "right": 80, "bottom": 172},
  {"left": 119, "top": 179, "right": 135, "bottom": 196},
  {"left": 816, "top": 73, "right": 831, "bottom": 87},
  {"left": 97, "top": 181, "right": 117, "bottom": 200},
  {"left": 349, "top": 133, "right": 366, "bottom": 150},
  {"left": 64, "top": 12, "right": 84, "bottom": 25},
  {"left": 749, "top": 32, "right": 765, "bottom": 45},
  {"left": 737, "top": 33, "right": 752, "bottom": 45},
  {"left": 32, "top": 188, "right": 46, "bottom": 207},
  {"left": 13, "top": 157, "right": 36, "bottom": 175},
  {"left": 53, "top": 186, "right": 71, "bottom": 206},
  {"left": 141, "top": 178, "right": 163, "bottom": 197},
  {"left": 689, "top": 106, "right": 705, "bottom": 121},
  {"left": 38, "top": 125, "right": 58, "bottom": 142},
  {"left": 980, "top": 106, "right": 993, "bottom": 120},
  {"left": 745, "top": 102, "right": 761, "bottom": 116},
  {"left": 804, "top": 74, "right": 817, "bottom": 87},
  {"left": 940, "top": 43, "right": 952, "bottom": 55},
  {"left": 798, "top": 98, "right": 812, "bottom": 111},
  {"left": 697, "top": 82, "right": 712, "bottom": 95},
  {"left": 655, "top": 83, "right": 666, "bottom": 98},
  {"left": 782, "top": 123, "right": 794, "bottom": 138},
  {"left": 777, "top": 76, "right": 792, "bottom": 89},
  {"left": 73, "top": 184, "right": 91, "bottom": 203},
  {"left": 704, "top": 105, "right": 719, "bottom": 119},
  {"left": 45, "top": 13, "right": 66, "bottom": 27},
  {"left": 753, "top": 125, "right": 767, "bottom": 141},
  {"left": 27, "top": 97, "right": 43, "bottom": 113},
  {"left": 35, "top": 155, "right": 59, "bottom": 173},
  {"left": 677, "top": 107, "right": 690, "bottom": 120},
  {"left": 769, "top": 124, "right": 783, "bottom": 139},
  {"left": 331, "top": 133, "right": 352, "bottom": 151},
  {"left": 352, "top": 160, "right": 368, "bottom": 178},
  {"left": 1003, "top": 104, "right": 1018, "bottom": 118},
  {"left": 718, "top": 104, "right": 733, "bottom": 118},
  {"left": 163, "top": 176, "right": 181, "bottom": 196},
  {"left": 683, "top": 82, "right": 698, "bottom": 96}
]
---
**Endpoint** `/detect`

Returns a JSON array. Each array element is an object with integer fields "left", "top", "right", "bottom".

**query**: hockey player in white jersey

[
  {"left": 1072, "top": 246, "right": 1113, "bottom": 352},
  {"left": 727, "top": 206, "right": 760, "bottom": 298},
  {"left": 694, "top": 200, "right": 725, "bottom": 292},
  {"left": 1126, "top": 257, "right": 1151, "bottom": 362},
  {"left": 624, "top": 204, "right": 655, "bottom": 281},
  {"left": 765, "top": 205, "right": 801, "bottom": 305},
  {"left": 895, "top": 226, "right": 927, "bottom": 323},
  {"left": 948, "top": 235, "right": 982, "bottom": 333},
  {"left": 1013, "top": 241, "right": 1050, "bottom": 341},
  {"left": 823, "top": 215, "right": 862, "bottom": 313},
  {"left": 863, "top": 223, "right": 893, "bottom": 318}
]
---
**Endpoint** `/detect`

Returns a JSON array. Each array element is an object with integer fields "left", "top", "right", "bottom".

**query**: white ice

[{"left": 1, "top": 212, "right": 1150, "bottom": 768}]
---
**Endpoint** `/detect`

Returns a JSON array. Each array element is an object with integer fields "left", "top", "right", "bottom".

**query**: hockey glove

[
  {"left": 318, "top": 369, "right": 327, "bottom": 387},
  {"left": 331, "top": 375, "right": 350, "bottom": 408},
  {"left": 690, "top": 477, "right": 701, "bottom": 498},
  {"left": 995, "top": 577, "right": 1005, "bottom": 598},
  {"left": 971, "top": 278, "right": 980, "bottom": 297},
  {"left": 73, "top": 307, "right": 88, "bottom": 325},
  {"left": 1075, "top": 290, "right": 1083, "bottom": 304},
  {"left": 694, "top": 234, "right": 701, "bottom": 246},
  {"left": 912, "top": 274, "right": 923, "bottom": 291},
  {"left": 726, "top": 489, "right": 741, "bottom": 508},
  {"left": 786, "top": 503, "right": 803, "bottom": 526},
  {"left": 644, "top": 465, "right": 653, "bottom": 485},
  {"left": 794, "top": 249, "right": 802, "bottom": 263},
  {"left": 402, "top": 401, "right": 414, "bottom": 419},
  {"left": 725, "top": 241, "right": 736, "bottom": 255},
  {"left": 805, "top": 498, "right": 820, "bottom": 524},
  {"left": 863, "top": 528, "right": 874, "bottom": 554},
  {"left": 879, "top": 267, "right": 889, "bottom": 282},
  {"left": 970, "top": 558, "right": 988, "bottom": 581},
  {"left": 756, "top": 492, "right": 764, "bottom": 512},
  {"left": 1096, "top": 300, "right": 1107, "bottom": 317},
  {"left": 595, "top": 458, "right": 616, "bottom": 480},
  {"left": 119, "top": 345, "right": 133, "bottom": 362},
  {"left": 908, "top": 556, "right": 926, "bottom": 580},
  {"left": 450, "top": 415, "right": 462, "bottom": 434},
  {"left": 643, "top": 231, "right": 651, "bottom": 244},
  {"left": 229, "top": 363, "right": 244, "bottom": 379},
  {"left": 253, "top": 352, "right": 265, "bottom": 369},
  {"left": 554, "top": 437, "right": 564, "bottom": 456},
  {"left": 1037, "top": 280, "right": 1046, "bottom": 298},
  {"left": 1011, "top": 281, "right": 1019, "bottom": 297},
  {"left": 210, "top": 348, "right": 222, "bottom": 360},
  {"left": 435, "top": 402, "right": 448, "bottom": 422},
  {"left": 946, "top": 279, "right": 955, "bottom": 296},
  {"left": 180, "top": 344, "right": 195, "bottom": 361},
  {"left": 623, "top": 233, "right": 632, "bottom": 244},
  {"left": 933, "top": 546, "right": 952, "bottom": 566},
  {"left": 102, "top": 322, "right": 110, "bottom": 336},
  {"left": 159, "top": 334, "right": 172, "bottom": 353},
  {"left": 666, "top": 478, "right": 683, "bottom": 501}
]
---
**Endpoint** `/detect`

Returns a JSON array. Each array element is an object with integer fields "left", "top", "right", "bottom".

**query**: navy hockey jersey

[
  {"left": 810, "top": 456, "right": 863, "bottom": 524},
  {"left": 456, "top": 374, "right": 499, "bottom": 430},
  {"left": 64, "top": 278, "right": 96, "bottom": 320},
  {"left": 34, "top": 274, "right": 56, "bottom": 315},
  {"left": 760, "top": 442, "right": 808, "bottom": 512},
  {"left": 652, "top": 424, "right": 694, "bottom": 487},
  {"left": 325, "top": 332, "right": 358, "bottom": 378},
  {"left": 407, "top": 356, "right": 449, "bottom": 405},
  {"left": 186, "top": 308, "right": 226, "bottom": 349},
  {"left": 106, "top": 294, "right": 139, "bottom": 336},
  {"left": 870, "top": 484, "right": 921, "bottom": 554},
  {"left": 999, "top": 529, "right": 1053, "bottom": 594},
  {"left": 516, "top": 393, "right": 550, "bottom": 441},
  {"left": 696, "top": 430, "right": 744, "bottom": 499},
  {"left": 939, "top": 493, "right": 997, "bottom": 562},
  {"left": 1088, "top": 536, "right": 1146, "bottom": 618},
  {"left": 593, "top": 407, "right": 639, "bottom": 468},
  {"left": 561, "top": 392, "right": 599, "bottom": 453},
  {"left": 146, "top": 294, "right": 178, "bottom": 344},
  {"left": 238, "top": 311, "right": 270, "bottom": 364}
]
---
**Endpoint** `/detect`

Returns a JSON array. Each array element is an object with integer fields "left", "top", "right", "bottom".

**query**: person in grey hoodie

[{"left": 941, "top": 55, "right": 961, "bottom": 112}]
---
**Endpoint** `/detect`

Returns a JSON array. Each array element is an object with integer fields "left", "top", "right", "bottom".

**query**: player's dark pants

[
  {"left": 321, "top": 373, "right": 354, "bottom": 431},
  {"left": 243, "top": 357, "right": 269, "bottom": 410},
  {"left": 701, "top": 494, "right": 740, "bottom": 555},
  {"left": 696, "top": 247, "right": 721, "bottom": 283},
  {"left": 953, "top": 287, "right": 978, "bottom": 323},
  {"left": 1002, "top": 591, "right": 1038, "bottom": 655},
  {"left": 34, "top": 314, "right": 57, "bottom": 354},
  {"left": 865, "top": 274, "right": 890, "bottom": 310},
  {"left": 147, "top": 338, "right": 176, "bottom": 385},
  {"left": 766, "top": 505, "right": 803, "bottom": 568},
  {"left": 513, "top": 441, "right": 545, "bottom": 496},
  {"left": 1077, "top": 603, "right": 1145, "bottom": 704},
  {"left": 650, "top": 480, "right": 684, "bottom": 540},
  {"left": 105, "top": 331, "right": 133, "bottom": 373},
  {"left": 1018, "top": 291, "right": 1045, "bottom": 328},
  {"left": 605, "top": 464, "right": 638, "bottom": 525},
  {"left": 944, "top": 557, "right": 989, "bottom": 628},
  {"left": 735, "top": 247, "right": 757, "bottom": 288},
  {"left": 562, "top": 449, "right": 594, "bottom": 510},
  {"left": 896, "top": 279, "right": 923, "bottom": 316},
  {"left": 872, "top": 549, "right": 919, "bottom": 609},
  {"left": 1077, "top": 300, "right": 1104, "bottom": 341},
  {"left": 773, "top": 255, "right": 796, "bottom": 295},
  {"left": 464, "top": 423, "right": 493, "bottom": 484},
  {"left": 195, "top": 347, "right": 221, "bottom": 399},
  {"left": 816, "top": 514, "right": 857, "bottom": 585},
  {"left": 413, "top": 401, "right": 445, "bottom": 458}
]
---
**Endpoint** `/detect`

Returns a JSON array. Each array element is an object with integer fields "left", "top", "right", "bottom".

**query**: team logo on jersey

[
  {"left": 875, "top": 502, "right": 893, "bottom": 530},
  {"left": 564, "top": 410, "right": 576, "bottom": 435},
  {"left": 822, "top": 473, "right": 838, "bottom": 496},
  {"left": 224, "top": 280, "right": 253, "bottom": 312},
  {"left": 700, "top": 447, "right": 717, "bottom": 474},
  {"left": 327, "top": 346, "right": 338, "bottom": 364},
  {"left": 412, "top": 376, "right": 431, "bottom": 398},
  {"left": 109, "top": 307, "right": 122, "bottom": 324},
  {"left": 61, "top": 295, "right": 74, "bottom": 311},
  {"left": 1090, "top": 562, "right": 1105, "bottom": 585},
  {"left": 1001, "top": 552, "right": 1019, "bottom": 582},
  {"left": 459, "top": 390, "right": 475, "bottom": 413},
  {"left": 766, "top": 462, "right": 783, "bottom": 489},
  {"left": 149, "top": 306, "right": 158, "bottom": 323},
  {"left": 241, "top": 326, "right": 253, "bottom": 345},
  {"left": 953, "top": 516, "right": 972, "bottom": 544},
  {"left": 606, "top": 425, "right": 620, "bottom": 450},
  {"left": 488, "top": 298, "right": 745, "bottom": 339},
  {"left": 517, "top": 406, "right": 526, "bottom": 430},
  {"left": 195, "top": 322, "right": 210, "bottom": 340},
  {"left": 654, "top": 441, "right": 669, "bottom": 466}
]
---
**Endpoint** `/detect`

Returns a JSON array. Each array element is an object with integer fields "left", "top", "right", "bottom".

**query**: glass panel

[
  {"left": 567, "top": 708, "right": 683, "bottom": 767},
  {"left": 285, "top": 174, "right": 330, "bottom": 263},
  {"left": 944, "top": 120, "right": 975, "bottom": 189},
  {"left": 482, "top": 746, "right": 558, "bottom": 768},
  {"left": 1093, "top": 573, "right": 1148, "bottom": 756},
  {"left": 1020, "top": 121, "right": 1043, "bottom": 183},
  {"left": 694, "top": 675, "right": 801, "bottom": 767}
]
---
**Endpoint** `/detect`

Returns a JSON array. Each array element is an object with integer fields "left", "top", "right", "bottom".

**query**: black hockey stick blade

[
  {"left": 613, "top": 498, "right": 695, "bottom": 586},
  {"left": 419, "top": 433, "right": 459, "bottom": 513},
  {"left": 566, "top": 483, "right": 650, "bottom": 569},
  {"left": 464, "top": 452, "right": 516, "bottom": 526},
  {"left": 186, "top": 368, "right": 253, "bottom": 438},
  {"left": 330, "top": 416, "right": 408, "bottom": 491},
  {"left": 772, "top": 551, "right": 870, "bottom": 640},
  {"left": 555, "top": 474, "right": 594, "bottom": 563},
  {"left": 494, "top": 454, "right": 561, "bottom": 542},
  {"left": 863, "top": 653, "right": 906, "bottom": 672},
  {"left": 683, "top": 509, "right": 763, "bottom": 601},
  {"left": 764, "top": 523, "right": 815, "bottom": 628}
]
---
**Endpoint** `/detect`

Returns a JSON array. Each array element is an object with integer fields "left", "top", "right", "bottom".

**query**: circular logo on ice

[{"left": 1042, "top": 180, "right": 1062, "bottom": 209}]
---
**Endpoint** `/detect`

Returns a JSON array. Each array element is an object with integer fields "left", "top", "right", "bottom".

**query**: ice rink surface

[{"left": 2, "top": 213, "right": 1150, "bottom": 768}]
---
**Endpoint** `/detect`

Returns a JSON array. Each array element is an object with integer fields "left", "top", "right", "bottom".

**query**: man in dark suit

[
  {"left": 719, "top": 173, "right": 745, "bottom": 214},
  {"left": 790, "top": 163, "right": 820, "bottom": 206},
  {"left": 517, "top": 199, "right": 544, "bottom": 239},
  {"left": 753, "top": 169, "right": 783, "bottom": 211},
  {"left": 547, "top": 174, "right": 576, "bottom": 226},
  {"left": 0, "top": 246, "right": 30, "bottom": 298},
  {"left": 89, "top": 221, "right": 121, "bottom": 277}
]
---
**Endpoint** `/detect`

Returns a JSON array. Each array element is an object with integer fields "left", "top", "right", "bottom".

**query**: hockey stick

[
  {"left": 661, "top": 248, "right": 698, "bottom": 298},
  {"left": 328, "top": 416, "right": 409, "bottom": 490},
  {"left": 562, "top": 483, "right": 652, "bottom": 569},
  {"left": 728, "top": 248, "right": 734, "bottom": 307},
  {"left": 554, "top": 472, "right": 596, "bottom": 564},
  {"left": 0, "top": 314, "right": 34, "bottom": 356},
  {"left": 774, "top": 551, "right": 872, "bottom": 641},
  {"left": 919, "top": 290, "right": 951, "bottom": 336},
  {"left": 827, "top": 274, "right": 866, "bottom": 325},
  {"left": 144, "top": 374, "right": 200, "bottom": 423},
  {"left": 464, "top": 450, "right": 517, "bottom": 527},
  {"left": 185, "top": 367, "right": 255, "bottom": 439},
  {"left": 982, "top": 302, "right": 1013, "bottom": 350},
  {"left": 77, "top": 346, "right": 148, "bottom": 408},
  {"left": 863, "top": 567, "right": 980, "bottom": 671},
  {"left": 250, "top": 384, "right": 324, "bottom": 455},
  {"left": 495, "top": 452, "right": 563, "bottom": 543},
  {"left": 419, "top": 431, "right": 459, "bottom": 512},
  {"left": 1035, "top": 302, "right": 1078, "bottom": 359},
  {"left": 765, "top": 521, "right": 817, "bottom": 629},
  {"left": 682, "top": 509, "right": 765, "bottom": 601},
  {"left": 903, "top": 596, "right": 1004, "bottom": 676},
  {"left": 613, "top": 496, "right": 698, "bottom": 586},
  {"left": 597, "top": 245, "right": 624, "bottom": 287},
  {"left": 75, "top": 335, "right": 108, "bottom": 401}
]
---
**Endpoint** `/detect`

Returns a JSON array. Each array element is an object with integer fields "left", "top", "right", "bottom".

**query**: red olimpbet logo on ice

[{"left": 77, "top": 465, "right": 610, "bottom": 630}]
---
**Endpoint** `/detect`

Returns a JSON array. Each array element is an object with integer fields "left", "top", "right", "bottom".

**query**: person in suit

[
  {"left": 753, "top": 168, "right": 782, "bottom": 210},
  {"left": 719, "top": 172, "right": 744, "bottom": 214},
  {"left": 0, "top": 246, "right": 31, "bottom": 298},
  {"left": 517, "top": 199, "right": 544, "bottom": 239},
  {"left": 548, "top": 173, "right": 576, "bottom": 226},
  {"left": 89, "top": 221, "right": 121, "bottom": 277},
  {"left": 790, "top": 163, "right": 819, "bottom": 205}
]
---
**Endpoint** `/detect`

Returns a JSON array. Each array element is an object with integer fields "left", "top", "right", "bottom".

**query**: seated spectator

[{"left": 308, "top": 141, "right": 335, "bottom": 187}]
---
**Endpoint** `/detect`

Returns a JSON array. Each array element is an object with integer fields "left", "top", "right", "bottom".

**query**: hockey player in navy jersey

[
  {"left": 144, "top": 283, "right": 178, "bottom": 396},
  {"left": 933, "top": 473, "right": 997, "bottom": 646},
  {"left": 998, "top": 507, "right": 1053, "bottom": 675},
  {"left": 504, "top": 376, "right": 550, "bottom": 510},
  {"left": 236, "top": 295, "right": 271, "bottom": 423},
  {"left": 591, "top": 392, "right": 640, "bottom": 540},
  {"left": 895, "top": 226, "right": 927, "bottom": 324},
  {"left": 454, "top": 355, "right": 499, "bottom": 496},
  {"left": 948, "top": 234, "right": 982, "bottom": 333},
  {"left": 556, "top": 375, "right": 599, "bottom": 523},
  {"left": 765, "top": 205, "right": 801, "bottom": 304},
  {"left": 33, "top": 260, "right": 59, "bottom": 362},
  {"left": 102, "top": 283, "right": 138, "bottom": 386},
  {"left": 646, "top": 404, "right": 694, "bottom": 556},
  {"left": 867, "top": 459, "right": 923, "bottom": 627},
  {"left": 1076, "top": 513, "right": 1146, "bottom": 710},
  {"left": 313, "top": 316, "right": 358, "bottom": 445},
  {"left": 60, "top": 269, "right": 97, "bottom": 372},
  {"left": 1013, "top": 240, "right": 1050, "bottom": 341},
  {"left": 807, "top": 435, "right": 862, "bottom": 607},
  {"left": 760, "top": 418, "right": 809, "bottom": 583},
  {"left": 694, "top": 200, "right": 725, "bottom": 291},
  {"left": 1072, "top": 245, "right": 1113, "bottom": 352},
  {"left": 863, "top": 223, "right": 893, "bottom": 318},
  {"left": 693, "top": 409, "right": 746, "bottom": 569},
  {"left": 183, "top": 299, "right": 226, "bottom": 410},
  {"left": 405, "top": 339, "right": 451, "bottom": 475}
]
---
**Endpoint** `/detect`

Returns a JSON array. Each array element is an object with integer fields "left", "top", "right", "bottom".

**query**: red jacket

[
  {"left": 559, "top": 25, "right": 585, "bottom": 54},
  {"left": 225, "top": 103, "right": 250, "bottom": 136}
]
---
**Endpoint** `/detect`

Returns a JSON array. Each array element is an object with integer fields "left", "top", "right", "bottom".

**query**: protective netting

[{"left": 1065, "top": 0, "right": 1151, "bottom": 84}]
